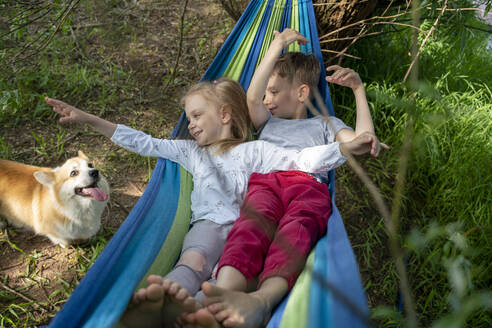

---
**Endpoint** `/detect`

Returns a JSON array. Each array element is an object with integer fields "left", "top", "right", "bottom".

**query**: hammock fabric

[{"left": 47, "top": 1, "right": 369, "bottom": 327}]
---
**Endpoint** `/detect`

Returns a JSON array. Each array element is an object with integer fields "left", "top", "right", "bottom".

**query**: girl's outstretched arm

[{"left": 46, "top": 97, "right": 117, "bottom": 138}]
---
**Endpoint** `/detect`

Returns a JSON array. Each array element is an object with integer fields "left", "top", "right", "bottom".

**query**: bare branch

[
  {"left": 403, "top": 0, "right": 448, "bottom": 83},
  {"left": 12, "top": 0, "right": 82, "bottom": 63},
  {"left": 162, "top": 0, "right": 189, "bottom": 92},
  {"left": 321, "top": 49, "right": 360, "bottom": 59},
  {"left": 305, "top": 88, "right": 419, "bottom": 326}
]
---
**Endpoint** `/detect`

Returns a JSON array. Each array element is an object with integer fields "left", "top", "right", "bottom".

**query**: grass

[
  {"left": 0, "top": 1, "right": 234, "bottom": 326},
  {"left": 332, "top": 7, "right": 492, "bottom": 326}
]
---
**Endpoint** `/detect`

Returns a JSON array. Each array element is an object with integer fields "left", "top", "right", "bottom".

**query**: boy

[{"left": 182, "top": 28, "right": 388, "bottom": 327}]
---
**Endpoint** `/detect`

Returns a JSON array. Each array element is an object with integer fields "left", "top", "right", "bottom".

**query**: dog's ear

[
  {"left": 78, "top": 150, "right": 89, "bottom": 160},
  {"left": 33, "top": 171, "right": 56, "bottom": 187}
]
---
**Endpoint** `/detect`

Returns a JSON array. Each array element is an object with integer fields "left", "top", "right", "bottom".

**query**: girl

[{"left": 46, "top": 77, "right": 351, "bottom": 326}]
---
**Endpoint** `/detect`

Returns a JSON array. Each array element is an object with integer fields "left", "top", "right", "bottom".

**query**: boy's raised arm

[
  {"left": 46, "top": 97, "right": 117, "bottom": 138},
  {"left": 247, "top": 29, "right": 308, "bottom": 130},
  {"left": 326, "top": 66, "right": 374, "bottom": 139},
  {"left": 326, "top": 66, "right": 389, "bottom": 157}
]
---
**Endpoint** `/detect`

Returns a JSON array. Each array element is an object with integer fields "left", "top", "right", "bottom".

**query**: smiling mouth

[
  {"left": 75, "top": 182, "right": 108, "bottom": 201},
  {"left": 192, "top": 131, "right": 201, "bottom": 139}
]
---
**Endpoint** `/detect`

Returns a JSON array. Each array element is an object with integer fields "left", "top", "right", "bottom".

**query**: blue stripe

[
  {"left": 308, "top": 233, "right": 332, "bottom": 328},
  {"left": 239, "top": 0, "right": 275, "bottom": 89},
  {"left": 266, "top": 292, "right": 290, "bottom": 328},
  {"left": 299, "top": 1, "right": 311, "bottom": 54},
  {"left": 281, "top": 0, "right": 292, "bottom": 34},
  {"left": 203, "top": 0, "right": 263, "bottom": 80},
  {"left": 83, "top": 160, "right": 181, "bottom": 327},
  {"left": 310, "top": 203, "right": 370, "bottom": 328},
  {"left": 48, "top": 159, "right": 180, "bottom": 327}
]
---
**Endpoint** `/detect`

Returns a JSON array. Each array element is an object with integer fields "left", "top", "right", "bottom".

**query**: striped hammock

[{"left": 47, "top": 1, "right": 369, "bottom": 327}]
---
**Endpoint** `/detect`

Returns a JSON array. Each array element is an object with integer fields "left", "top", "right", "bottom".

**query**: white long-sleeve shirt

[{"left": 111, "top": 124, "right": 346, "bottom": 225}]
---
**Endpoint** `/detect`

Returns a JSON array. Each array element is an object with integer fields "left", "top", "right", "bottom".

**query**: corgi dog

[{"left": 0, "top": 151, "right": 109, "bottom": 247}]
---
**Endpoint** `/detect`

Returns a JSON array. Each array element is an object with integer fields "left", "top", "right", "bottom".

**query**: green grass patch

[{"left": 333, "top": 12, "right": 492, "bottom": 327}]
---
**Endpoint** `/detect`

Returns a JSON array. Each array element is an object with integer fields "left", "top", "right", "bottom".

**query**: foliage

[{"left": 332, "top": 3, "right": 492, "bottom": 326}]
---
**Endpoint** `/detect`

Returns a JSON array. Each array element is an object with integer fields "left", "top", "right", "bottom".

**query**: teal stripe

[
  {"left": 308, "top": 235, "right": 332, "bottom": 328},
  {"left": 299, "top": 1, "right": 312, "bottom": 53}
]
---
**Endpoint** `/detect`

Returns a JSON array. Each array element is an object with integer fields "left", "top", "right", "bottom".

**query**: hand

[
  {"left": 272, "top": 28, "right": 309, "bottom": 49},
  {"left": 340, "top": 132, "right": 390, "bottom": 157},
  {"left": 325, "top": 65, "right": 363, "bottom": 91},
  {"left": 45, "top": 97, "right": 90, "bottom": 125}
]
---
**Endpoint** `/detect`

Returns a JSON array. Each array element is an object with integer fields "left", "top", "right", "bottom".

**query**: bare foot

[
  {"left": 182, "top": 308, "right": 222, "bottom": 328},
  {"left": 120, "top": 281, "right": 167, "bottom": 327},
  {"left": 201, "top": 282, "right": 270, "bottom": 328},
  {"left": 131, "top": 275, "right": 165, "bottom": 305},
  {"left": 166, "top": 279, "right": 202, "bottom": 314},
  {"left": 121, "top": 276, "right": 201, "bottom": 328}
]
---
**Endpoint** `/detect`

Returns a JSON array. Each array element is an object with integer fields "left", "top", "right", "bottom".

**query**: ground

[
  {"left": 0, "top": 1, "right": 388, "bottom": 326},
  {"left": 0, "top": 1, "right": 235, "bottom": 326}
]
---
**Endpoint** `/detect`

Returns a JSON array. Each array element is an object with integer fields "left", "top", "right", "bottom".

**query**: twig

[
  {"left": 403, "top": 0, "right": 448, "bottom": 83},
  {"left": 321, "top": 49, "right": 360, "bottom": 59},
  {"left": 162, "top": 0, "right": 189, "bottom": 92},
  {"left": 320, "top": 31, "right": 384, "bottom": 43},
  {"left": 0, "top": 3, "right": 52, "bottom": 39},
  {"left": 69, "top": 25, "right": 87, "bottom": 59},
  {"left": 319, "top": 8, "right": 427, "bottom": 41},
  {"left": 13, "top": 0, "right": 81, "bottom": 63},
  {"left": 113, "top": 199, "right": 130, "bottom": 215},
  {"left": 305, "top": 90, "right": 418, "bottom": 326},
  {"left": 0, "top": 280, "right": 49, "bottom": 312},
  {"left": 72, "top": 23, "right": 109, "bottom": 29}
]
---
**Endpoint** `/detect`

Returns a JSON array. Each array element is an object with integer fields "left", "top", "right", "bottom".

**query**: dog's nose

[{"left": 89, "top": 169, "right": 99, "bottom": 178}]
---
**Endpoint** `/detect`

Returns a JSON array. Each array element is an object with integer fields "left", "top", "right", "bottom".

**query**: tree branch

[{"left": 403, "top": 0, "right": 448, "bottom": 83}]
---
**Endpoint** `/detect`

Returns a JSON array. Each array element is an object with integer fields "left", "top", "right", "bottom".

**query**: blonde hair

[
  {"left": 182, "top": 77, "right": 251, "bottom": 154},
  {"left": 273, "top": 52, "right": 320, "bottom": 98}
]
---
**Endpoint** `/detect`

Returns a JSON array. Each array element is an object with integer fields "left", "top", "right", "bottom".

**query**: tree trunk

[
  {"left": 313, "top": 0, "right": 379, "bottom": 64},
  {"left": 218, "top": 0, "right": 381, "bottom": 65}
]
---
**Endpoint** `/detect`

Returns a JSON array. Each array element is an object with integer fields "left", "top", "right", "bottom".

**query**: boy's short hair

[{"left": 272, "top": 52, "right": 321, "bottom": 96}]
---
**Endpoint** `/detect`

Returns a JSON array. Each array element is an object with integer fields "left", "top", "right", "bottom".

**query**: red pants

[{"left": 217, "top": 171, "right": 332, "bottom": 289}]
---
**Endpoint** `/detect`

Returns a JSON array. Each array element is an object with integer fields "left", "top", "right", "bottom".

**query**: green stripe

[
  {"left": 279, "top": 250, "right": 314, "bottom": 328},
  {"left": 256, "top": 0, "right": 285, "bottom": 68},
  {"left": 224, "top": 1, "right": 268, "bottom": 80},
  {"left": 137, "top": 167, "right": 193, "bottom": 289},
  {"left": 288, "top": 0, "right": 301, "bottom": 52}
]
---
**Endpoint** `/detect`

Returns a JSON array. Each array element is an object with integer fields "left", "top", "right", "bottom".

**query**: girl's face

[{"left": 185, "top": 93, "right": 231, "bottom": 146}]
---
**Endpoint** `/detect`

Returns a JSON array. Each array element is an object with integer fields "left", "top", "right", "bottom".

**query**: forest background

[{"left": 0, "top": 0, "right": 491, "bottom": 327}]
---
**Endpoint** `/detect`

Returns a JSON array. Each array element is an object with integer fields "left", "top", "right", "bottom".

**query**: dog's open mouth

[{"left": 75, "top": 183, "right": 108, "bottom": 202}]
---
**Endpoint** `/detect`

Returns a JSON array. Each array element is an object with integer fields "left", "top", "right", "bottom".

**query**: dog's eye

[
  {"left": 70, "top": 170, "right": 79, "bottom": 177},
  {"left": 88, "top": 163, "right": 93, "bottom": 168}
]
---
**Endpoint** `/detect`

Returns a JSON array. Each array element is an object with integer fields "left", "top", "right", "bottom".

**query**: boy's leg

[
  {"left": 216, "top": 173, "right": 284, "bottom": 291},
  {"left": 260, "top": 174, "right": 331, "bottom": 289}
]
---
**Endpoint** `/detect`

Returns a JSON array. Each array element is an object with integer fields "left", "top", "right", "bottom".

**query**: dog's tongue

[{"left": 82, "top": 187, "right": 108, "bottom": 201}]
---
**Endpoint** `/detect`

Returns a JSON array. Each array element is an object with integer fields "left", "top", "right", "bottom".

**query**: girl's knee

[{"left": 177, "top": 250, "right": 207, "bottom": 272}]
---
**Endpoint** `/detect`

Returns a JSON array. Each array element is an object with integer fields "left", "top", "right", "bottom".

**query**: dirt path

[{"left": 0, "top": 1, "right": 234, "bottom": 325}]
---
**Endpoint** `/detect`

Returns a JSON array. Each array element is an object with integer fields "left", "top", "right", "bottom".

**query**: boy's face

[{"left": 263, "top": 73, "right": 305, "bottom": 119}]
